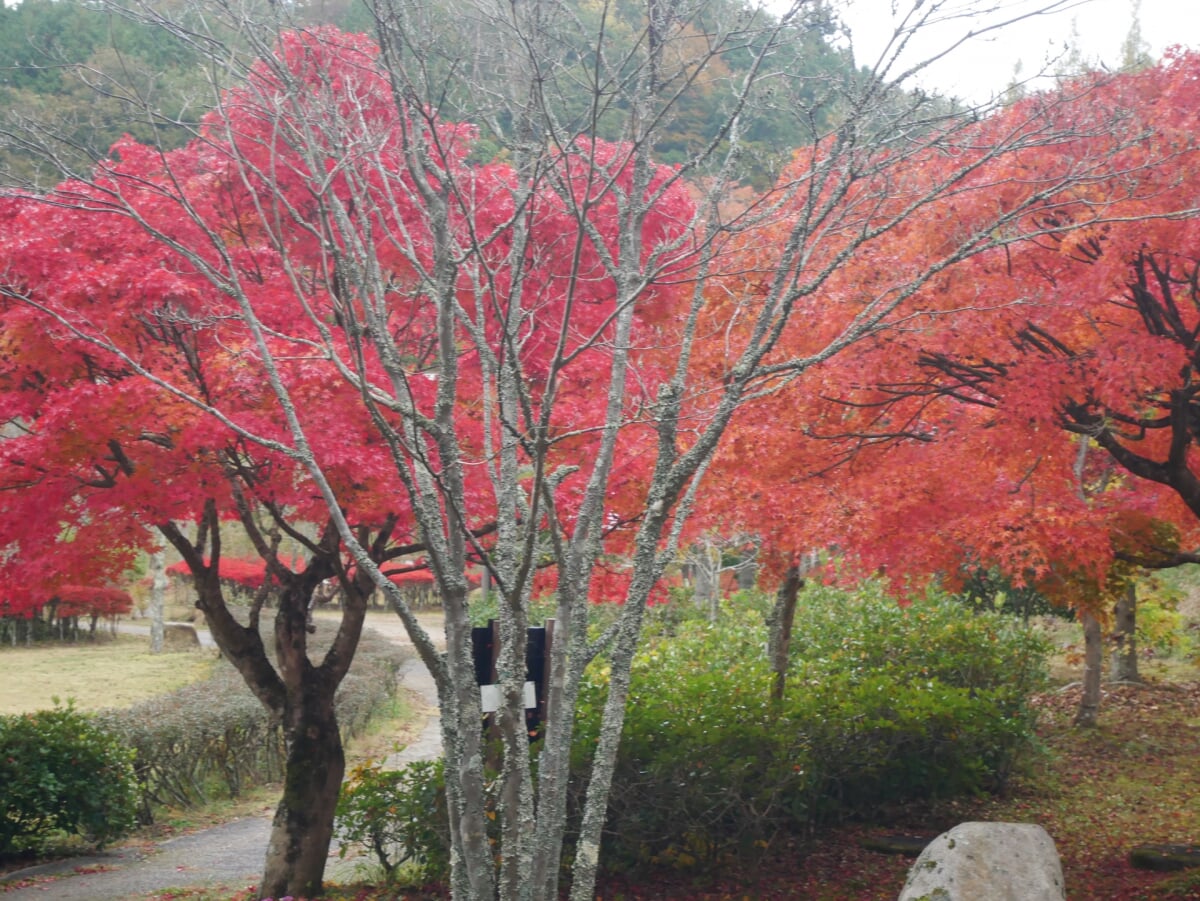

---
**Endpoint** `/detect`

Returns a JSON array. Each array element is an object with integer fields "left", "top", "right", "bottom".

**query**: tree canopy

[
  {"left": 704, "top": 51, "right": 1200, "bottom": 606},
  {"left": 0, "top": 1, "right": 1182, "bottom": 898},
  {"left": 0, "top": 0, "right": 857, "bottom": 187}
]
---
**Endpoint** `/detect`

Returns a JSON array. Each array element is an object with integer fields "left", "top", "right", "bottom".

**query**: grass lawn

[{"left": 0, "top": 635, "right": 217, "bottom": 714}]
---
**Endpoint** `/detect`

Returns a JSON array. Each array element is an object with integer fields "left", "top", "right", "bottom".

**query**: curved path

[{"left": 0, "top": 613, "right": 443, "bottom": 900}]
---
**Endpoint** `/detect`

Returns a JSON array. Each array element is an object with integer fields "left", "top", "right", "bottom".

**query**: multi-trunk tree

[{"left": 0, "top": 0, "right": 1151, "bottom": 898}]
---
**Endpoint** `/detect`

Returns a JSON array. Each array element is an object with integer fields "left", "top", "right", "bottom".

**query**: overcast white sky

[{"left": 833, "top": 0, "right": 1200, "bottom": 103}]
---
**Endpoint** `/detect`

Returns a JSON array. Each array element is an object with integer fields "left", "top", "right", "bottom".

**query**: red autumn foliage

[
  {"left": 0, "top": 26, "right": 694, "bottom": 617},
  {"left": 695, "top": 52, "right": 1200, "bottom": 608},
  {"left": 52, "top": 584, "right": 134, "bottom": 619}
]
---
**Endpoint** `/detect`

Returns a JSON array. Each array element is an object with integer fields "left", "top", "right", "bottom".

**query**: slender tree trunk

[
  {"left": 149, "top": 547, "right": 166, "bottom": 654},
  {"left": 768, "top": 565, "right": 802, "bottom": 704},
  {"left": 1075, "top": 611, "right": 1103, "bottom": 727},
  {"left": 260, "top": 688, "right": 345, "bottom": 900},
  {"left": 735, "top": 555, "right": 757, "bottom": 590},
  {"left": 1110, "top": 582, "right": 1139, "bottom": 683},
  {"left": 691, "top": 545, "right": 719, "bottom": 616}
]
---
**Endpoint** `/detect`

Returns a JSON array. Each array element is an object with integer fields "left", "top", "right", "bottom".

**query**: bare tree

[{"left": 0, "top": 0, "right": 1141, "bottom": 898}]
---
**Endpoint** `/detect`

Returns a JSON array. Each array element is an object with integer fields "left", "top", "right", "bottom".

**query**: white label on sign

[{"left": 479, "top": 681, "right": 537, "bottom": 713}]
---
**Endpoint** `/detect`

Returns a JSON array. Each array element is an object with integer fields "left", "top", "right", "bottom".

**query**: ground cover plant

[
  {"left": 328, "top": 583, "right": 1048, "bottom": 885},
  {"left": 0, "top": 614, "right": 408, "bottom": 861},
  {"left": 573, "top": 583, "right": 1048, "bottom": 870},
  {"left": 586, "top": 640, "right": 1200, "bottom": 900},
  {"left": 130, "top": 669, "right": 1200, "bottom": 901}
]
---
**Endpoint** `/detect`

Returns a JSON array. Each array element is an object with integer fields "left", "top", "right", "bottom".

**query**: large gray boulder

[{"left": 898, "top": 822, "right": 1065, "bottom": 901}]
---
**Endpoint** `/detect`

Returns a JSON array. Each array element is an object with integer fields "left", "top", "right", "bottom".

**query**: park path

[{"left": 0, "top": 612, "right": 444, "bottom": 901}]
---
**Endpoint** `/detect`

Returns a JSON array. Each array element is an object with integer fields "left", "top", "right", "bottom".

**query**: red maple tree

[
  {"left": 0, "top": 26, "right": 689, "bottom": 897},
  {"left": 680, "top": 56, "right": 1200, "bottom": 710}
]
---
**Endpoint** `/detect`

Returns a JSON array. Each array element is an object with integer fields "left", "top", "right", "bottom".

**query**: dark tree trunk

[
  {"left": 158, "top": 513, "right": 369, "bottom": 901},
  {"left": 260, "top": 687, "right": 345, "bottom": 900},
  {"left": 257, "top": 570, "right": 363, "bottom": 901},
  {"left": 768, "top": 565, "right": 802, "bottom": 704},
  {"left": 1110, "top": 582, "right": 1140, "bottom": 683},
  {"left": 1075, "top": 611, "right": 1103, "bottom": 727}
]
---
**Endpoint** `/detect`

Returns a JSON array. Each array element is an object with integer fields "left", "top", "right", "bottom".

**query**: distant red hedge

[{"left": 53, "top": 585, "right": 134, "bottom": 618}]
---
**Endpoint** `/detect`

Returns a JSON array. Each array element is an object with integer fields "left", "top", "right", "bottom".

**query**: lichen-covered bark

[
  {"left": 149, "top": 547, "right": 166, "bottom": 654},
  {"left": 1110, "top": 583, "right": 1139, "bottom": 683},
  {"left": 768, "top": 565, "right": 802, "bottom": 704},
  {"left": 1076, "top": 611, "right": 1103, "bottom": 727}
]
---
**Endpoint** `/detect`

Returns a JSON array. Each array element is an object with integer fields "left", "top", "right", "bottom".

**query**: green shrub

[
  {"left": 335, "top": 758, "right": 450, "bottom": 882},
  {"left": 1136, "top": 590, "right": 1188, "bottom": 657},
  {"left": 573, "top": 610, "right": 789, "bottom": 869},
  {"left": 0, "top": 703, "right": 138, "bottom": 855},
  {"left": 790, "top": 580, "right": 1049, "bottom": 699},
  {"left": 572, "top": 581, "right": 1049, "bottom": 870},
  {"left": 957, "top": 567, "right": 1066, "bottom": 620}
]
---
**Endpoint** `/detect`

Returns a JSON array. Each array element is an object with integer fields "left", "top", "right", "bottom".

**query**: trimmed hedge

[
  {"left": 98, "top": 621, "right": 405, "bottom": 822},
  {"left": 0, "top": 704, "right": 138, "bottom": 854},
  {"left": 573, "top": 582, "right": 1049, "bottom": 869}
]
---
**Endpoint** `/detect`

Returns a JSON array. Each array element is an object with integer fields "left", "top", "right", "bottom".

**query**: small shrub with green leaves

[
  {"left": 0, "top": 703, "right": 138, "bottom": 855},
  {"left": 572, "top": 580, "right": 1049, "bottom": 871},
  {"left": 1135, "top": 589, "right": 1188, "bottom": 657},
  {"left": 335, "top": 758, "right": 450, "bottom": 882}
]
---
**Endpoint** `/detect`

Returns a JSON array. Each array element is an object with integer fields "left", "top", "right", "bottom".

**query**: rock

[
  {"left": 161, "top": 622, "right": 200, "bottom": 650},
  {"left": 1129, "top": 844, "right": 1200, "bottom": 872},
  {"left": 859, "top": 833, "right": 934, "bottom": 857},
  {"left": 898, "top": 822, "right": 1064, "bottom": 901}
]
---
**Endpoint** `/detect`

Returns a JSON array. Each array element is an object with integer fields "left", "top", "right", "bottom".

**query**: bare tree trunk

[
  {"left": 690, "top": 543, "right": 720, "bottom": 616},
  {"left": 1075, "top": 611, "right": 1103, "bottom": 727},
  {"left": 735, "top": 555, "right": 757, "bottom": 590},
  {"left": 261, "top": 690, "right": 345, "bottom": 899},
  {"left": 768, "top": 565, "right": 802, "bottom": 704},
  {"left": 149, "top": 546, "right": 166, "bottom": 654},
  {"left": 1110, "top": 582, "right": 1139, "bottom": 683}
]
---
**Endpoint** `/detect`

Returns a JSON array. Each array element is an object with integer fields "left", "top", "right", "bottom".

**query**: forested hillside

[{"left": 0, "top": 0, "right": 857, "bottom": 185}]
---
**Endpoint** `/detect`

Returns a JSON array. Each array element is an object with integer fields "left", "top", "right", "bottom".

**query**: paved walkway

[{"left": 0, "top": 615, "right": 443, "bottom": 900}]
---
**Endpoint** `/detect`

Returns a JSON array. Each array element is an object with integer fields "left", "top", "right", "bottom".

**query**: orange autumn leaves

[{"left": 696, "top": 51, "right": 1200, "bottom": 601}]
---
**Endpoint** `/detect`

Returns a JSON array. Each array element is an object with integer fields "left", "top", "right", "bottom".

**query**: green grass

[{"left": 0, "top": 635, "right": 217, "bottom": 714}]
